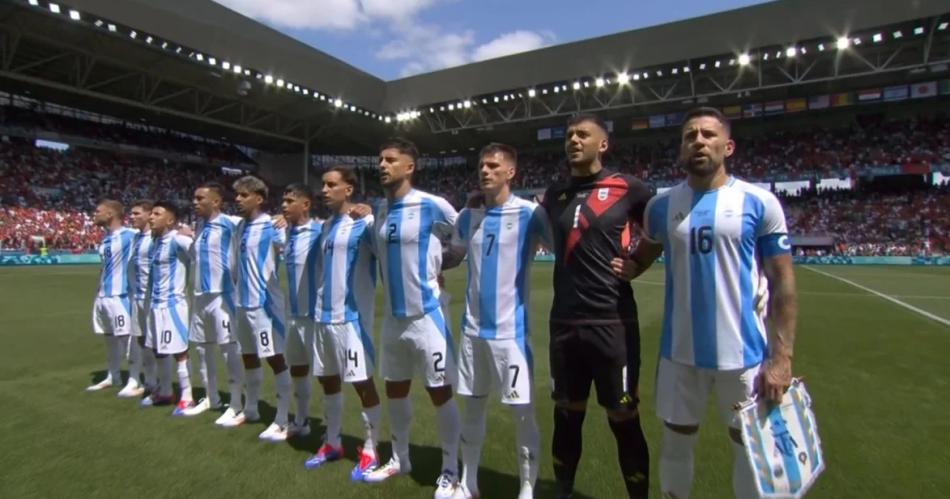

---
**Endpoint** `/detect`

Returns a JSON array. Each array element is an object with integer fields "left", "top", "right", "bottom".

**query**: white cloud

[
  {"left": 381, "top": 27, "right": 555, "bottom": 77},
  {"left": 472, "top": 30, "right": 553, "bottom": 62},
  {"left": 214, "top": 0, "right": 438, "bottom": 30}
]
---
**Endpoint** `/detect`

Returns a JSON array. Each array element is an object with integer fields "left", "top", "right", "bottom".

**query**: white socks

[
  {"left": 127, "top": 338, "right": 142, "bottom": 387},
  {"left": 324, "top": 392, "right": 344, "bottom": 447},
  {"left": 436, "top": 398, "right": 460, "bottom": 475},
  {"left": 221, "top": 343, "right": 243, "bottom": 411},
  {"left": 104, "top": 336, "right": 125, "bottom": 384},
  {"left": 460, "top": 396, "right": 488, "bottom": 493},
  {"left": 176, "top": 358, "right": 192, "bottom": 402},
  {"left": 274, "top": 369, "right": 291, "bottom": 426},
  {"left": 660, "top": 426, "right": 699, "bottom": 499},
  {"left": 293, "top": 376, "right": 311, "bottom": 426},
  {"left": 361, "top": 404, "right": 382, "bottom": 454},
  {"left": 511, "top": 403, "right": 540, "bottom": 488},
  {"left": 245, "top": 367, "right": 263, "bottom": 416},
  {"left": 195, "top": 344, "right": 220, "bottom": 406},
  {"left": 388, "top": 397, "right": 412, "bottom": 466}
]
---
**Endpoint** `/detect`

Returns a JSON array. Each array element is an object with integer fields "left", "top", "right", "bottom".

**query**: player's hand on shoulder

[
  {"left": 271, "top": 214, "right": 288, "bottom": 229},
  {"left": 611, "top": 257, "right": 642, "bottom": 281},
  {"left": 349, "top": 203, "right": 372, "bottom": 219},
  {"left": 177, "top": 223, "right": 194, "bottom": 238}
]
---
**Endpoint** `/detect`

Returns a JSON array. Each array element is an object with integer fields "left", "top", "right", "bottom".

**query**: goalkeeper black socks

[
  {"left": 552, "top": 407, "right": 586, "bottom": 497},
  {"left": 609, "top": 415, "right": 650, "bottom": 498}
]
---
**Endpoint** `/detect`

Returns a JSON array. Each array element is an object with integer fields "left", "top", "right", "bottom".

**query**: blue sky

[{"left": 214, "top": 0, "right": 772, "bottom": 80}]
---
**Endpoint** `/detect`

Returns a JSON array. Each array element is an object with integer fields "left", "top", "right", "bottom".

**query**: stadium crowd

[{"left": 1, "top": 112, "right": 948, "bottom": 255}]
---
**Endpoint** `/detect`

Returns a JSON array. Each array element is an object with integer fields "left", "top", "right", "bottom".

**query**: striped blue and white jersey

[
  {"left": 644, "top": 177, "right": 791, "bottom": 370},
  {"left": 128, "top": 230, "right": 153, "bottom": 301},
  {"left": 97, "top": 227, "right": 136, "bottom": 298},
  {"left": 376, "top": 189, "right": 458, "bottom": 318},
  {"left": 147, "top": 230, "right": 193, "bottom": 307},
  {"left": 192, "top": 213, "right": 241, "bottom": 296},
  {"left": 235, "top": 213, "right": 287, "bottom": 310},
  {"left": 315, "top": 213, "right": 377, "bottom": 326},
  {"left": 284, "top": 220, "right": 323, "bottom": 319},
  {"left": 451, "top": 196, "right": 552, "bottom": 340}
]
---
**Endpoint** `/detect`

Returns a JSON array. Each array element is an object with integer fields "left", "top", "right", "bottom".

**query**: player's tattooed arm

[
  {"left": 611, "top": 238, "right": 663, "bottom": 281},
  {"left": 757, "top": 253, "right": 798, "bottom": 403}
]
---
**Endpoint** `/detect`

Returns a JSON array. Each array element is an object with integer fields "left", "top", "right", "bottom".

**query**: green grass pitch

[{"left": 1, "top": 264, "right": 948, "bottom": 498}]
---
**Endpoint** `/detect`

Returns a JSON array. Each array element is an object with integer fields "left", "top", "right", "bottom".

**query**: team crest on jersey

[
  {"left": 506, "top": 221, "right": 514, "bottom": 230},
  {"left": 408, "top": 212, "right": 415, "bottom": 220},
  {"left": 597, "top": 188, "right": 609, "bottom": 201}
]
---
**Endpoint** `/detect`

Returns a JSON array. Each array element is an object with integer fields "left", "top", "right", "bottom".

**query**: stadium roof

[{"left": 2, "top": 0, "right": 948, "bottom": 153}]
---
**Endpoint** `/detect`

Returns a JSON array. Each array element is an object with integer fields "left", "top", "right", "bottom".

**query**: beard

[{"left": 683, "top": 156, "right": 721, "bottom": 177}]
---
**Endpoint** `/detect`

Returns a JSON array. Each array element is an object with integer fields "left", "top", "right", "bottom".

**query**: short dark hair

[
  {"left": 283, "top": 183, "right": 313, "bottom": 202},
  {"left": 97, "top": 199, "right": 124, "bottom": 216},
  {"left": 233, "top": 175, "right": 268, "bottom": 199},
  {"left": 131, "top": 199, "right": 154, "bottom": 212},
  {"left": 566, "top": 113, "right": 609, "bottom": 136},
  {"left": 379, "top": 137, "right": 418, "bottom": 162},
  {"left": 198, "top": 182, "right": 226, "bottom": 199},
  {"left": 479, "top": 142, "right": 518, "bottom": 165},
  {"left": 682, "top": 107, "right": 731, "bottom": 135},
  {"left": 153, "top": 200, "right": 180, "bottom": 221},
  {"left": 325, "top": 165, "right": 358, "bottom": 187}
]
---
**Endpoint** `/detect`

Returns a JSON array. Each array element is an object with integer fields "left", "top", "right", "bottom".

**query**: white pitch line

[{"left": 803, "top": 266, "right": 950, "bottom": 328}]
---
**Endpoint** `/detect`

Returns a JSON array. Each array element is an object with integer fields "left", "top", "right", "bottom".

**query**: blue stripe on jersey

[
  {"left": 132, "top": 235, "right": 144, "bottom": 298},
  {"left": 356, "top": 318, "right": 376, "bottom": 365},
  {"left": 287, "top": 229, "right": 299, "bottom": 316},
  {"left": 320, "top": 219, "right": 342, "bottom": 322},
  {"left": 768, "top": 408, "right": 803, "bottom": 492},
  {"left": 120, "top": 295, "right": 131, "bottom": 315},
  {"left": 419, "top": 200, "right": 436, "bottom": 313},
  {"left": 239, "top": 228, "right": 251, "bottom": 306},
  {"left": 118, "top": 231, "right": 133, "bottom": 296},
  {"left": 255, "top": 225, "right": 270, "bottom": 308},
  {"left": 515, "top": 334, "right": 534, "bottom": 373},
  {"left": 199, "top": 224, "right": 212, "bottom": 293},
  {"left": 386, "top": 207, "right": 407, "bottom": 316},
  {"left": 102, "top": 234, "right": 116, "bottom": 296},
  {"left": 223, "top": 292, "right": 235, "bottom": 313},
  {"left": 741, "top": 194, "right": 766, "bottom": 366},
  {"left": 478, "top": 209, "right": 500, "bottom": 339},
  {"left": 167, "top": 238, "right": 179, "bottom": 304},
  {"left": 429, "top": 306, "right": 454, "bottom": 361},
  {"left": 170, "top": 304, "right": 188, "bottom": 343},
  {"left": 689, "top": 191, "right": 719, "bottom": 368},
  {"left": 343, "top": 220, "right": 363, "bottom": 322},
  {"left": 220, "top": 220, "right": 234, "bottom": 294},
  {"left": 150, "top": 239, "right": 163, "bottom": 299},
  {"left": 514, "top": 206, "right": 533, "bottom": 344},
  {"left": 651, "top": 196, "right": 674, "bottom": 360},
  {"left": 307, "top": 224, "right": 320, "bottom": 319}
]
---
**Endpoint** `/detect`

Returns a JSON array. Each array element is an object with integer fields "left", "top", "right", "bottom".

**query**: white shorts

[
  {"left": 190, "top": 293, "right": 236, "bottom": 344},
  {"left": 131, "top": 299, "right": 148, "bottom": 337},
  {"left": 313, "top": 320, "right": 376, "bottom": 383},
  {"left": 92, "top": 296, "right": 132, "bottom": 336},
  {"left": 457, "top": 334, "right": 533, "bottom": 405},
  {"left": 655, "top": 357, "right": 760, "bottom": 429},
  {"left": 146, "top": 302, "right": 190, "bottom": 355},
  {"left": 380, "top": 307, "right": 456, "bottom": 387},
  {"left": 236, "top": 307, "right": 286, "bottom": 358},
  {"left": 286, "top": 317, "right": 315, "bottom": 367}
]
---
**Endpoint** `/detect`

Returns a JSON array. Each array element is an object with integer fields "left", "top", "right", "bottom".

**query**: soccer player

[
  {"left": 304, "top": 167, "right": 383, "bottom": 480},
  {"left": 124, "top": 199, "right": 156, "bottom": 398},
  {"left": 229, "top": 175, "right": 293, "bottom": 442},
  {"left": 542, "top": 113, "right": 652, "bottom": 498},
  {"left": 186, "top": 182, "right": 246, "bottom": 422},
  {"left": 87, "top": 200, "right": 136, "bottom": 392},
  {"left": 279, "top": 183, "right": 322, "bottom": 438},
  {"left": 362, "top": 138, "right": 461, "bottom": 499},
  {"left": 443, "top": 143, "right": 551, "bottom": 499},
  {"left": 141, "top": 201, "right": 196, "bottom": 415},
  {"left": 615, "top": 107, "right": 798, "bottom": 499}
]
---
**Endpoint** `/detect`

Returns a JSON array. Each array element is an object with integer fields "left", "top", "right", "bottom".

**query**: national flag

[
  {"left": 743, "top": 103, "right": 763, "bottom": 118},
  {"left": 858, "top": 88, "right": 882, "bottom": 102},
  {"left": 785, "top": 98, "right": 807, "bottom": 113},
  {"left": 883, "top": 85, "right": 908, "bottom": 101},
  {"left": 808, "top": 95, "right": 830, "bottom": 110},
  {"left": 831, "top": 92, "right": 853, "bottom": 107},
  {"left": 536, "top": 128, "right": 551, "bottom": 141},
  {"left": 649, "top": 114, "right": 666, "bottom": 128},
  {"left": 723, "top": 105, "right": 742, "bottom": 119},
  {"left": 911, "top": 81, "right": 937, "bottom": 99},
  {"left": 631, "top": 118, "right": 649, "bottom": 130},
  {"left": 666, "top": 112, "right": 685, "bottom": 126},
  {"left": 764, "top": 101, "right": 785, "bottom": 115}
]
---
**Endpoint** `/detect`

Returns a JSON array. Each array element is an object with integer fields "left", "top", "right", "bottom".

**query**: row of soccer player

[{"left": 86, "top": 106, "right": 799, "bottom": 499}]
